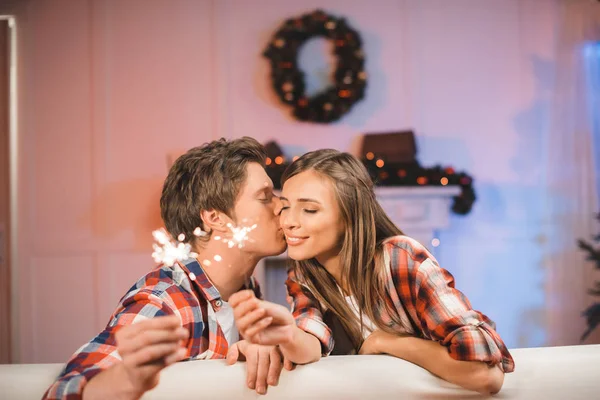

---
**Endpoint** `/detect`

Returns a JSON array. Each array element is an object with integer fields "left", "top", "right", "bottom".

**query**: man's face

[{"left": 231, "top": 162, "right": 286, "bottom": 258}]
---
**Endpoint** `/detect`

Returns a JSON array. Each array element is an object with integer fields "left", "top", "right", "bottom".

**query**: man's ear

[{"left": 200, "top": 209, "right": 230, "bottom": 233}]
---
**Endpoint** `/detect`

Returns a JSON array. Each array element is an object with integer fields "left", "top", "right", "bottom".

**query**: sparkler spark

[
  {"left": 151, "top": 228, "right": 198, "bottom": 267},
  {"left": 151, "top": 222, "right": 256, "bottom": 268},
  {"left": 220, "top": 223, "right": 258, "bottom": 249}
]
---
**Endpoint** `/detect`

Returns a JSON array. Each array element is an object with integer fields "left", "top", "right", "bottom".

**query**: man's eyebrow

[{"left": 254, "top": 186, "right": 273, "bottom": 196}]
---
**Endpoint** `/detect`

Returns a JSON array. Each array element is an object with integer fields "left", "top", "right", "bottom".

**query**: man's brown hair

[{"left": 160, "top": 136, "right": 266, "bottom": 244}]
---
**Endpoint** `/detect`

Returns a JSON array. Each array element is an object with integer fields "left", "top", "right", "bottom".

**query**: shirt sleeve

[
  {"left": 388, "top": 240, "right": 515, "bottom": 372},
  {"left": 42, "top": 290, "right": 178, "bottom": 400},
  {"left": 285, "top": 268, "right": 334, "bottom": 356}
]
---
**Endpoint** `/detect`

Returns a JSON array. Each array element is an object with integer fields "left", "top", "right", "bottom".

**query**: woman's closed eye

[
  {"left": 277, "top": 205, "right": 317, "bottom": 215},
  {"left": 278, "top": 205, "right": 290, "bottom": 216}
]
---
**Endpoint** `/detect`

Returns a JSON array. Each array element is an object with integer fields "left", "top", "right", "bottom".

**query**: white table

[{"left": 1, "top": 345, "right": 599, "bottom": 399}]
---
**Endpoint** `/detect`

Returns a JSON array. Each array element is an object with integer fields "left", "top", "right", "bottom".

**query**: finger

[
  {"left": 229, "top": 289, "right": 255, "bottom": 308},
  {"left": 128, "top": 315, "right": 182, "bottom": 337},
  {"left": 243, "top": 317, "right": 273, "bottom": 339},
  {"left": 164, "top": 347, "right": 187, "bottom": 365},
  {"left": 236, "top": 308, "right": 267, "bottom": 333},
  {"left": 119, "top": 327, "right": 188, "bottom": 355},
  {"left": 127, "top": 343, "right": 181, "bottom": 367},
  {"left": 134, "top": 363, "right": 164, "bottom": 382},
  {"left": 117, "top": 315, "right": 182, "bottom": 345},
  {"left": 226, "top": 343, "right": 240, "bottom": 365},
  {"left": 259, "top": 301, "right": 295, "bottom": 325},
  {"left": 267, "top": 347, "right": 283, "bottom": 386},
  {"left": 284, "top": 358, "right": 295, "bottom": 371},
  {"left": 248, "top": 325, "right": 291, "bottom": 347},
  {"left": 245, "top": 347, "right": 258, "bottom": 390},
  {"left": 133, "top": 348, "right": 185, "bottom": 384},
  {"left": 255, "top": 347, "right": 270, "bottom": 395},
  {"left": 232, "top": 297, "right": 261, "bottom": 321}
]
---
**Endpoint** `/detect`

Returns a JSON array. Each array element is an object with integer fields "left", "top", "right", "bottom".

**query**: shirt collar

[
  {"left": 176, "top": 257, "right": 261, "bottom": 306},
  {"left": 177, "top": 257, "right": 222, "bottom": 303}
]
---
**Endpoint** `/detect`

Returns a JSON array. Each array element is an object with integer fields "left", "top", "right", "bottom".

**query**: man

[{"left": 43, "top": 137, "right": 288, "bottom": 399}]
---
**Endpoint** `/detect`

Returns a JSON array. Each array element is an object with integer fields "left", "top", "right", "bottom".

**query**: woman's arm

[
  {"left": 360, "top": 331, "right": 504, "bottom": 395},
  {"left": 278, "top": 325, "right": 322, "bottom": 365},
  {"left": 384, "top": 238, "right": 515, "bottom": 373}
]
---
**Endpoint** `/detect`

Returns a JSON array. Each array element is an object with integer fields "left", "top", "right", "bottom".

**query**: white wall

[{"left": 1, "top": 0, "right": 595, "bottom": 363}]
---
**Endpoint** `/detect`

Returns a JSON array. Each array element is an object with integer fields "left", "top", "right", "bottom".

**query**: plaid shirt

[
  {"left": 286, "top": 235, "right": 515, "bottom": 373},
  {"left": 43, "top": 258, "right": 261, "bottom": 400}
]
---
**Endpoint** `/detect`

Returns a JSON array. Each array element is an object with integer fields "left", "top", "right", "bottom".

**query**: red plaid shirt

[
  {"left": 286, "top": 235, "right": 515, "bottom": 373},
  {"left": 43, "top": 258, "right": 261, "bottom": 400}
]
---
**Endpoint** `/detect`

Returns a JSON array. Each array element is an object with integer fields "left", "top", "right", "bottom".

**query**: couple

[{"left": 44, "top": 137, "right": 514, "bottom": 399}]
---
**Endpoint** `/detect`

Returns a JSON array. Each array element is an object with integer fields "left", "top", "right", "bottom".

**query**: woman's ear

[{"left": 200, "top": 209, "right": 230, "bottom": 233}]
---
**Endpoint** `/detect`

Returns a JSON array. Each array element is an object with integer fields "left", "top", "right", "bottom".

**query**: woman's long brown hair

[{"left": 282, "top": 149, "right": 405, "bottom": 351}]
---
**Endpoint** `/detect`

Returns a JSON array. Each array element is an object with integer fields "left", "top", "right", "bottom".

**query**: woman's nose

[{"left": 280, "top": 209, "right": 298, "bottom": 230}]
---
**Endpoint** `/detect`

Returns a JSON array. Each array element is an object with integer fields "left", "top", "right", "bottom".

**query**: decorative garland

[
  {"left": 361, "top": 157, "right": 476, "bottom": 215},
  {"left": 263, "top": 9, "right": 367, "bottom": 123},
  {"left": 263, "top": 142, "right": 476, "bottom": 215}
]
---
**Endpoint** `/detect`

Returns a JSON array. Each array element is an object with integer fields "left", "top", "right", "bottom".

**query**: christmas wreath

[{"left": 263, "top": 9, "right": 367, "bottom": 123}]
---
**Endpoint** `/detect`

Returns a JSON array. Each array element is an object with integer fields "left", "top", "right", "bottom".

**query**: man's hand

[
  {"left": 230, "top": 290, "right": 295, "bottom": 346},
  {"left": 84, "top": 315, "right": 189, "bottom": 399},
  {"left": 226, "top": 340, "right": 294, "bottom": 395}
]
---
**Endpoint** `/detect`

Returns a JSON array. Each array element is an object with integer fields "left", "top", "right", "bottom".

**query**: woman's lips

[{"left": 285, "top": 235, "right": 308, "bottom": 246}]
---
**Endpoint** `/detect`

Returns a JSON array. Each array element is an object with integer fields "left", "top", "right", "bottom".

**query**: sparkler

[{"left": 151, "top": 222, "right": 258, "bottom": 289}]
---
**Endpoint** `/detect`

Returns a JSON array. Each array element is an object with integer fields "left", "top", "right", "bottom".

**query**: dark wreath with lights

[{"left": 263, "top": 9, "right": 367, "bottom": 123}]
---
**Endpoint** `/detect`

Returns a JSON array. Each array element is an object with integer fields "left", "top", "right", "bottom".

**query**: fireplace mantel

[{"left": 255, "top": 185, "right": 462, "bottom": 304}]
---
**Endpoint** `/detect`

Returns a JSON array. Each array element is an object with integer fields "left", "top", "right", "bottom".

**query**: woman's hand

[
  {"left": 358, "top": 330, "right": 399, "bottom": 355},
  {"left": 230, "top": 290, "right": 295, "bottom": 346}
]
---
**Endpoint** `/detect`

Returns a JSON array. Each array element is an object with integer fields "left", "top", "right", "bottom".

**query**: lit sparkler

[
  {"left": 151, "top": 227, "right": 206, "bottom": 267},
  {"left": 151, "top": 222, "right": 257, "bottom": 267}
]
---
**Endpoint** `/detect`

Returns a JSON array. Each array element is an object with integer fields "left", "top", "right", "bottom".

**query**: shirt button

[{"left": 215, "top": 300, "right": 223, "bottom": 307}]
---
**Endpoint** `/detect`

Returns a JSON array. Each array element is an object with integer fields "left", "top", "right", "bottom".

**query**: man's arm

[
  {"left": 43, "top": 291, "right": 189, "bottom": 400},
  {"left": 83, "top": 315, "right": 188, "bottom": 400}
]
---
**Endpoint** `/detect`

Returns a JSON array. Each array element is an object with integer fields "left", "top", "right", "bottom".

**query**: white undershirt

[
  {"left": 214, "top": 300, "right": 239, "bottom": 345},
  {"left": 345, "top": 295, "right": 377, "bottom": 339}
]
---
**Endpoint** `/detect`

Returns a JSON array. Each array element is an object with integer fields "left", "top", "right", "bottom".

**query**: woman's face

[{"left": 280, "top": 170, "right": 345, "bottom": 264}]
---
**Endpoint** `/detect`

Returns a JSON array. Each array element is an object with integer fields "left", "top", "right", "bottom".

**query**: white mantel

[
  {"left": 373, "top": 185, "right": 461, "bottom": 246},
  {"left": 255, "top": 186, "right": 462, "bottom": 305}
]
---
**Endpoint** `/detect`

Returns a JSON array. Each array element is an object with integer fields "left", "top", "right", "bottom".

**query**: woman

[{"left": 230, "top": 149, "right": 514, "bottom": 395}]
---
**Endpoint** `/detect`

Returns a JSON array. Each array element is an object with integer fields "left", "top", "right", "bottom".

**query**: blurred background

[{"left": 0, "top": 0, "right": 599, "bottom": 364}]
